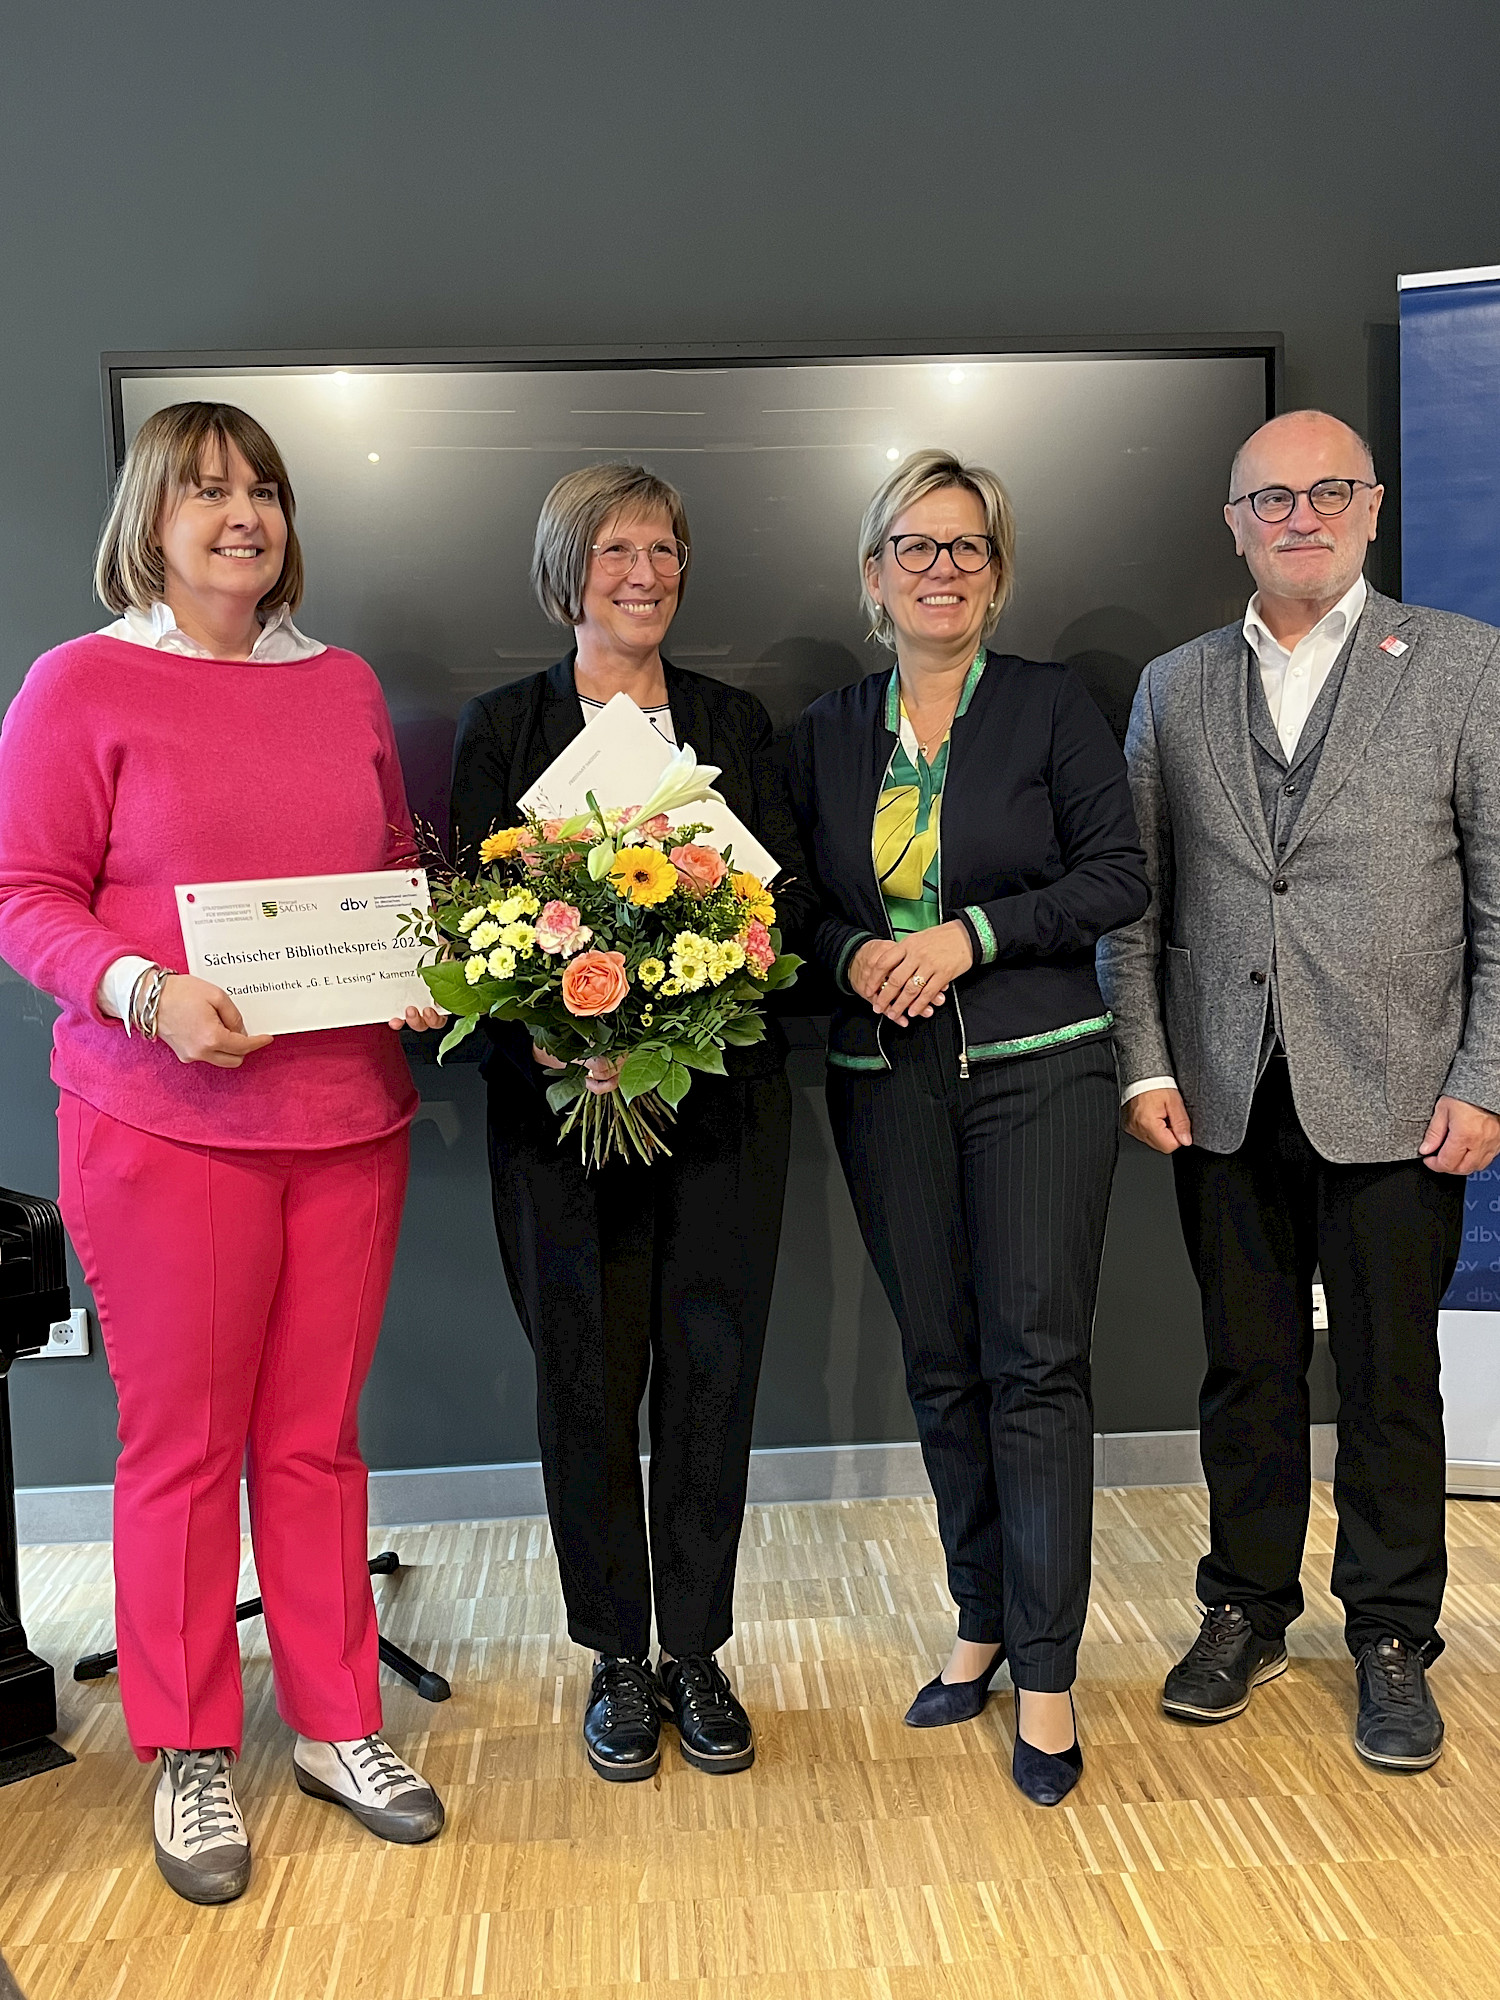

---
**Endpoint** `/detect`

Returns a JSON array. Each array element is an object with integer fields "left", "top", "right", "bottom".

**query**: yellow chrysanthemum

[
  {"left": 486, "top": 946, "right": 517, "bottom": 979},
  {"left": 639, "top": 957, "right": 666, "bottom": 988},
  {"left": 609, "top": 846, "right": 678, "bottom": 906},
  {"left": 470, "top": 920, "right": 501, "bottom": 950},
  {"left": 479, "top": 826, "right": 530, "bottom": 863},
  {"left": 731, "top": 871, "right": 775, "bottom": 925},
  {"left": 464, "top": 954, "right": 488, "bottom": 985}
]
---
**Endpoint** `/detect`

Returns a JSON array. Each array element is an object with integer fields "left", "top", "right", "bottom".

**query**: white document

[
  {"left": 518, "top": 691, "right": 780, "bottom": 882},
  {"left": 175, "top": 869, "right": 433, "bottom": 1035}
]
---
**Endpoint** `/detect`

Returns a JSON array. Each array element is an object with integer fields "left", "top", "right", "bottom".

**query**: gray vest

[{"left": 1247, "top": 621, "right": 1361, "bottom": 1057}]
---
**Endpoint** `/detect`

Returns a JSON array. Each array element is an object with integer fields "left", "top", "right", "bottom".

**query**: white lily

[{"left": 623, "top": 743, "right": 724, "bottom": 830}]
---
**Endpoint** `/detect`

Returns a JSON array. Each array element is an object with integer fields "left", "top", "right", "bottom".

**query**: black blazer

[
  {"left": 450, "top": 654, "right": 816, "bottom": 1083},
  {"left": 786, "top": 653, "right": 1149, "bottom": 1073}
]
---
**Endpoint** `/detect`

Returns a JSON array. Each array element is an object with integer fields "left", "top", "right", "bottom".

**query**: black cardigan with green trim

[{"left": 785, "top": 652, "right": 1148, "bottom": 1071}]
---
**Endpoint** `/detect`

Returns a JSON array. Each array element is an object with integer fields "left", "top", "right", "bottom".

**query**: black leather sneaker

[
  {"left": 658, "top": 1653, "right": 755, "bottom": 1774},
  {"left": 1162, "top": 1603, "right": 1289, "bottom": 1722},
  {"left": 1354, "top": 1638, "right": 1444, "bottom": 1771},
  {"left": 583, "top": 1655, "right": 662, "bottom": 1782}
]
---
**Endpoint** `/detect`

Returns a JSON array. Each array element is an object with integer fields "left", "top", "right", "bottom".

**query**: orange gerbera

[
  {"left": 608, "top": 845, "right": 678, "bottom": 906},
  {"left": 479, "top": 825, "right": 534, "bottom": 863}
]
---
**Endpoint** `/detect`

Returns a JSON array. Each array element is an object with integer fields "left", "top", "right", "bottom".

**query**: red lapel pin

[{"left": 1379, "top": 635, "right": 1409, "bottom": 656}]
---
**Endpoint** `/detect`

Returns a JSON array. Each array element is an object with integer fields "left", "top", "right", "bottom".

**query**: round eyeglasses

[
  {"left": 590, "top": 537, "right": 689, "bottom": 578},
  {"left": 887, "top": 533, "right": 997, "bottom": 574},
  {"left": 1228, "top": 479, "right": 1378, "bottom": 525}
]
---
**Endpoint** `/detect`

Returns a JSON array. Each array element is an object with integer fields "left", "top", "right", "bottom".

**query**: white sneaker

[
  {"left": 292, "top": 1732, "right": 445, "bottom": 1843},
  {"left": 153, "top": 1748, "right": 251, "bottom": 1904}
]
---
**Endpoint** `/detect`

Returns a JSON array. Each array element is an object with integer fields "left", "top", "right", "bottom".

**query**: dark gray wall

[{"left": 5, "top": 0, "right": 1494, "bottom": 1483}]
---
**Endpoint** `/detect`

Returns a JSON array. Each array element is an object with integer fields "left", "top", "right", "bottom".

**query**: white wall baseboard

[{"left": 14, "top": 1428, "right": 1351, "bottom": 1544}]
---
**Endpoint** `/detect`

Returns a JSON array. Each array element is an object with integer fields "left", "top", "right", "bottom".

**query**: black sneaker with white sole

[
  {"left": 1162, "top": 1603, "right": 1288, "bottom": 1722},
  {"left": 1354, "top": 1637, "right": 1444, "bottom": 1771},
  {"left": 658, "top": 1653, "right": 755, "bottom": 1773}
]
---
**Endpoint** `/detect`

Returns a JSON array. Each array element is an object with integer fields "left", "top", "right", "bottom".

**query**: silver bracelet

[
  {"left": 123, "top": 964, "right": 156, "bottom": 1039},
  {"left": 130, "top": 966, "right": 176, "bottom": 1041}
]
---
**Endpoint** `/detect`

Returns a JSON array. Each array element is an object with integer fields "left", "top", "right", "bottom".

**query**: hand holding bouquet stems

[{"left": 403, "top": 746, "right": 800, "bottom": 1167}]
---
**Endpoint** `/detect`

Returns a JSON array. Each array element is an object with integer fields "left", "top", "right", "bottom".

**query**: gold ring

[{"left": 910, "top": 973, "right": 926, "bottom": 989}]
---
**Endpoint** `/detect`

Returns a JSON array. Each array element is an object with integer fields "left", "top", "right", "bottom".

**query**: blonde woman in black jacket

[{"left": 787, "top": 450, "right": 1147, "bottom": 1806}]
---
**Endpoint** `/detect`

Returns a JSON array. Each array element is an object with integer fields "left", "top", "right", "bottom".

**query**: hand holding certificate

[{"left": 175, "top": 869, "right": 436, "bottom": 1037}]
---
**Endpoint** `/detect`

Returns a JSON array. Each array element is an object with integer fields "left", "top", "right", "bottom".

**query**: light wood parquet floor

[{"left": 5, "top": 1486, "right": 1500, "bottom": 2000}]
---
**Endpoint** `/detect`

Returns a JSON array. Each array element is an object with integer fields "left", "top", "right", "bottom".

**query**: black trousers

[
  {"left": 1174, "top": 1058, "right": 1466, "bottom": 1663},
  {"left": 486, "top": 1065, "right": 791, "bottom": 1659},
  {"left": 827, "top": 1010, "right": 1118, "bottom": 1690}
]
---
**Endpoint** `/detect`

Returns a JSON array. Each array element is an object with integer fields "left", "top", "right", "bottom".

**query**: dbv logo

[{"left": 340, "top": 897, "right": 369, "bottom": 912}]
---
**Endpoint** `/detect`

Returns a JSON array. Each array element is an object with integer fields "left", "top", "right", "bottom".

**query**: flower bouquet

[{"left": 406, "top": 745, "right": 801, "bottom": 1166}]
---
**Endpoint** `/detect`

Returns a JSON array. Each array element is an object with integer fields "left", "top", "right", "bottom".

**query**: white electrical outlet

[
  {"left": 28, "top": 1308, "right": 91, "bottom": 1359},
  {"left": 1312, "top": 1283, "right": 1328, "bottom": 1332}
]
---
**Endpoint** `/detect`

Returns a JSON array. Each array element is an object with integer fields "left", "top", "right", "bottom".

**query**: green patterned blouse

[{"left": 874, "top": 653, "right": 985, "bottom": 937}]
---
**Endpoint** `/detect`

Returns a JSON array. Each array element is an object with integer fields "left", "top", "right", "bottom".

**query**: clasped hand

[{"left": 848, "top": 922, "right": 974, "bottom": 1027}]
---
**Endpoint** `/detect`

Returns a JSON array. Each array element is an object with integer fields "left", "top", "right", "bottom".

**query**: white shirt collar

[
  {"left": 1243, "top": 573, "right": 1367, "bottom": 663},
  {"left": 96, "top": 600, "right": 325, "bottom": 661}
]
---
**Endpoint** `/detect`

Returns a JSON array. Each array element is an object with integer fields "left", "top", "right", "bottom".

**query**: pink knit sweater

[{"left": 0, "top": 635, "right": 420, "bottom": 1149}]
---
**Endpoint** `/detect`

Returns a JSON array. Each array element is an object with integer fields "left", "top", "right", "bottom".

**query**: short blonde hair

[
  {"left": 858, "top": 448, "right": 1017, "bottom": 650},
  {"left": 531, "top": 463, "right": 691, "bottom": 626},
  {"left": 94, "top": 402, "right": 304, "bottom": 617}
]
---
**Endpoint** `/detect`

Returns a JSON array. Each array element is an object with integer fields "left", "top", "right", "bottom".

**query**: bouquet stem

[{"left": 558, "top": 1087, "right": 677, "bottom": 1167}]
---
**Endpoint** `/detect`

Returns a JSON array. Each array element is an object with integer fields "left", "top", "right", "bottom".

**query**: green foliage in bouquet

[{"left": 402, "top": 751, "right": 800, "bottom": 1167}]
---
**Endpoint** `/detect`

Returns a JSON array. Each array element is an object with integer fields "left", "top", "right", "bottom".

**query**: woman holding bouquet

[
  {"left": 787, "top": 450, "right": 1147, "bottom": 1807},
  {"left": 451, "top": 463, "right": 814, "bottom": 1783},
  {"left": 0, "top": 403, "right": 445, "bottom": 1902}
]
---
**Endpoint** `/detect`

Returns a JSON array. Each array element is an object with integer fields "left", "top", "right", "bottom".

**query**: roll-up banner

[{"left": 1400, "top": 265, "right": 1500, "bottom": 1488}]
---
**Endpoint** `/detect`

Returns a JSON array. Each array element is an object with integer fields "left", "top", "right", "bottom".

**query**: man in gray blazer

[{"left": 1098, "top": 408, "right": 1500, "bottom": 1770}]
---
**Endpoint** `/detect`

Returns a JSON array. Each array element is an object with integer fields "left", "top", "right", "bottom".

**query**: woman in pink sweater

[{"left": 0, "top": 402, "right": 447, "bottom": 1904}]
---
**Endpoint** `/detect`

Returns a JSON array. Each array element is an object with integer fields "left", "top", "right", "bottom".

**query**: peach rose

[
  {"left": 637, "top": 813, "right": 672, "bottom": 840},
  {"left": 560, "top": 949, "right": 629, "bottom": 1016},
  {"left": 670, "top": 843, "right": 727, "bottom": 894}
]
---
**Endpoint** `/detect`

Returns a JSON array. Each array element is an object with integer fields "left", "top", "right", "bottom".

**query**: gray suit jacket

[{"left": 1096, "top": 587, "right": 1500, "bottom": 1162}]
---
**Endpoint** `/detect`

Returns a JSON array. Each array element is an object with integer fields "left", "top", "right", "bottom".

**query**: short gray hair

[
  {"left": 858, "top": 449, "right": 1016, "bottom": 650},
  {"left": 531, "top": 463, "right": 692, "bottom": 626}
]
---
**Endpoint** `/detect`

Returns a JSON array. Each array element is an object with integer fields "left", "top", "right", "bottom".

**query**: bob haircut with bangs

[
  {"left": 858, "top": 448, "right": 1017, "bottom": 650},
  {"left": 93, "top": 401, "right": 305, "bottom": 617},
  {"left": 531, "top": 462, "right": 692, "bottom": 626}
]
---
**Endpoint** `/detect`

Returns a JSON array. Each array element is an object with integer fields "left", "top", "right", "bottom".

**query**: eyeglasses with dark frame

[
  {"left": 590, "top": 537, "right": 689, "bottom": 578},
  {"left": 1228, "top": 479, "right": 1379, "bottom": 525},
  {"left": 886, "top": 533, "right": 997, "bottom": 574}
]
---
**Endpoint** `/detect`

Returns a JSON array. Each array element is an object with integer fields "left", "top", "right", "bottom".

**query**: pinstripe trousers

[{"left": 827, "top": 1011, "right": 1118, "bottom": 1690}]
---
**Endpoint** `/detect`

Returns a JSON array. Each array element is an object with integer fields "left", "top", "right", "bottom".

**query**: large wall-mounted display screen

[{"left": 112, "top": 346, "right": 1273, "bottom": 838}]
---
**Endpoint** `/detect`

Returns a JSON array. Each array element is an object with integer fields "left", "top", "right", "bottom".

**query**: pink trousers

[{"left": 56, "top": 1092, "right": 410, "bottom": 1761}]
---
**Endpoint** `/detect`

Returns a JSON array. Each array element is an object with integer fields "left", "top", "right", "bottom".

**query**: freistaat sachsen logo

[{"left": 261, "top": 900, "right": 279, "bottom": 918}]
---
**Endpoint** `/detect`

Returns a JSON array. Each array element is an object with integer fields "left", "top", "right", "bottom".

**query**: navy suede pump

[
  {"left": 903, "top": 1647, "right": 1005, "bottom": 1728},
  {"left": 1010, "top": 1691, "right": 1082, "bottom": 1806}
]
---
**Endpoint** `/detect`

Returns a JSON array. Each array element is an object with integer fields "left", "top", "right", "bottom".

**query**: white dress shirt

[
  {"left": 96, "top": 599, "right": 325, "bottom": 664},
  {"left": 95, "top": 603, "right": 327, "bottom": 1022},
  {"left": 1121, "top": 576, "right": 1368, "bottom": 1105},
  {"left": 1244, "top": 573, "right": 1366, "bottom": 761}
]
